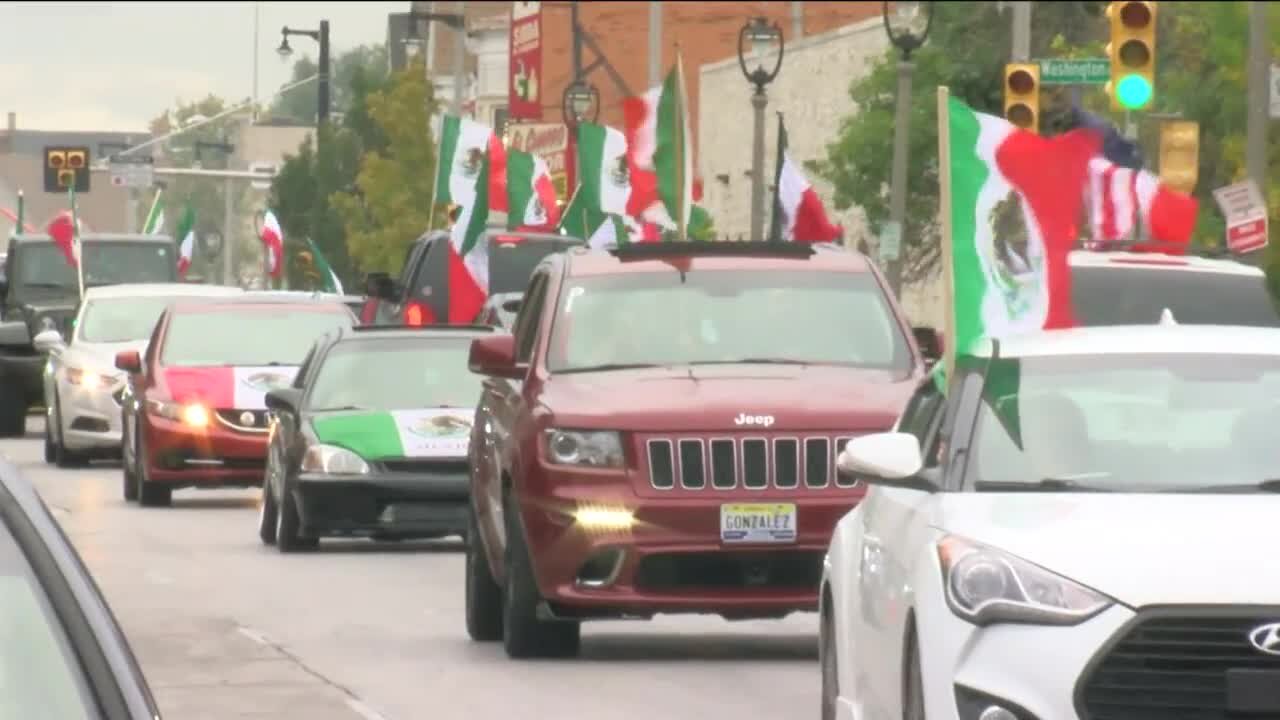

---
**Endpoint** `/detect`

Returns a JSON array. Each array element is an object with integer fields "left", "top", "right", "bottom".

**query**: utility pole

[
  {"left": 318, "top": 20, "right": 331, "bottom": 125},
  {"left": 1248, "top": 1, "right": 1270, "bottom": 194},
  {"left": 453, "top": 1, "right": 466, "bottom": 116},
  {"left": 1010, "top": 1, "right": 1031, "bottom": 62},
  {"left": 648, "top": 2, "right": 661, "bottom": 87}
]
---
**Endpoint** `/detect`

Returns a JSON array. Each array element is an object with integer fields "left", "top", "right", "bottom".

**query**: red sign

[
  {"left": 1213, "top": 180, "right": 1270, "bottom": 254},
  {"left": 1228, "top": 218, "right": 1268, "bottom": 254},
  {"left": 509, "top": 2, "right": 542, "bottom": 120}
]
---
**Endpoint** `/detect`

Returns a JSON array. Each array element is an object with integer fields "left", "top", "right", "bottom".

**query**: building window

[{"left": 493, "top": 107, "right": 509, "bottom": 137}]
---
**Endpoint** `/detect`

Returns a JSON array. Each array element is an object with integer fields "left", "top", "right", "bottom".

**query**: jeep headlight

[
  {"left": 544, "top": 429, "right": 623, "bottom": 468},
  {"left": 937, "top": 535, "right": 1111, "bottom": 626},
  {"left": 301, "top": 444, "right": 370, "bottom": 475}
]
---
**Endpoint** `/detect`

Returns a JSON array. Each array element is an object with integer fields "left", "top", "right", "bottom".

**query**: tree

[
  {"left": 267, "top": 45, "right": 390, "bottom": 125},
  {"left": 331, "top": 58, "right": 439, "bottom": 274}
]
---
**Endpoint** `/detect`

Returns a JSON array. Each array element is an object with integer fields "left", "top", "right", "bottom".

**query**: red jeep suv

[{"left": 464, "top": 241, "right": 933, "bottom": 658}]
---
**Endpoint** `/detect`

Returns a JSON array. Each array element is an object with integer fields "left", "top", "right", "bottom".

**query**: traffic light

[
  {"left": 1158, "top": 120, "right": 1199, "bottom": 194},
  {"left": 1106, "top": 2, "right": 1157, "bottom": 111},
  {"left": 1004, "top": 63, "right": 1040, "bottom": 133},
  {"left": 43, "top": 146, "right": 91, "bottom": 193}
]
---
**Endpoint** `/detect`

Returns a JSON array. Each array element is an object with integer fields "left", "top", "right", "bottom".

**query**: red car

[
  {"left": 115, "top": 299, "right": 355, "bottom": 507},
  {"left": 464, "top": 241, "right": 935, "bottom": 658}
]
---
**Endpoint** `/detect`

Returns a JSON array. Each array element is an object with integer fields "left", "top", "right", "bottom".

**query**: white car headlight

[
  {"left": 544, "top": 429, "right": 623, "bottom": 468},
  {"left": 301, "top": 444, "right": 371, "bottom": 475},
  {"left": 64, "top": 366, "right": 116, "bottom": 390},
  {"left": 937, "top": 536, "right": 1111, "bottom": 626}
]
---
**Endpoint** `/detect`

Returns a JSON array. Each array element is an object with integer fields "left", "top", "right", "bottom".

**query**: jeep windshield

[
  {"left": 547, "top": 270, "right": 912, "bottom": 372},
  {"left": 162, "top": 308, "right": 352, "bottom": 367},
  {"left": 17, "top": 241, "right": 176, "bottom": 290},
  {"left": 1071, "top": 265, "right": 1280, "bottom": 327}
]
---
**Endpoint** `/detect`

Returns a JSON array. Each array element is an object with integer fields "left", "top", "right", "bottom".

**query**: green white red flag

[
  {"left": 506, "top": 149, "right": 560, "bottom": 231},
  {"left": 175, "top": 202, "right": 196, "bottom": 277},
  {"left": 622, "top": 57, "right": 703, "bottom": 234},
  {"left": 576, "top": 122, "right": 631, "bottom": 218},
  {"left": 142, "top": 188, "right": 165, "bottom": 235},
  {"left": 448, "top": 153, "right": 491, "bottom": 323},
  {"left": 435, "top": 114, "right": 507, "bottom": 212},
  {"left": 260, "top": 209, "right": 284, "bottom": 279}
]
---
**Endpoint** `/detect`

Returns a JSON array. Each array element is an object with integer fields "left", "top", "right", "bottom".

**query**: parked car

[
  {"left": 821, "top": 323, "right": 1280, "bottom": 720},
  {"left": 116, "top": 299, "right": 354, "bottom": 507},
  {"left": 473, "top": 292, "right": 522, "bottom": 330},
  {"left": 464, "top": 241, "right": 935, "bottom": 658},
  {"left": 258, "top": 324, "right": 494, "bottom": 551},
  {"left": 0, "top": 459, "right": 161, "bottom": 719},
  {"left": 36, "top": 282, "right": 245, "bottom": 467}
]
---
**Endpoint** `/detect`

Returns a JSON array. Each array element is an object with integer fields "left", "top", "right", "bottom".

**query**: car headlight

[
  {"left": 147, "top": 399, "right": 210, "bottom": 428},
  {"left": 64, "top": 366, "right": 116, "bottom": 390},
  {"left": 544, "top": 429, "right": 624, "bottom": 468},
  {"left": 301, "top": 444, "right": 370, "bottom": 475},
  {"left": 937, "top": 536, "right": 1111, "bottom": 626}
]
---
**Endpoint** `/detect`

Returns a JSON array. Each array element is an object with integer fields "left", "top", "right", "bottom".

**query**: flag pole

[
  {"left": 427, "top": 115, "right": 448, "bottom": 232},
  {"left": 70, "top": 185, "right": 85, "bottom": 300},
  {"left": 937, "top": 85, "right": 956, "bottom": 386},
  {"left": 675, "top": 51, "right": 687, "bottom": 241},
  {"left": 15, "top": 190, "right": 23, "bottom": 237},
  {"left": 768, "top": 112, "right": 785, "bottom": 242},
  {"left": 142, "top": 187, "right": 162, "bottom": 234}
]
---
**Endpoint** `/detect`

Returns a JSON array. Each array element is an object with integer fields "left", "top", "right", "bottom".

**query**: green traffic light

[{"left": 1116, "top": 74, "right": 1152, "bottom": 109}]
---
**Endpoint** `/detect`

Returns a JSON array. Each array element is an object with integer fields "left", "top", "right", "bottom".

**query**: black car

[
  {"left": 0, "top": 460, "right": 161, "bottom": 718},
  {"left": 258, "top": 324, "right": 495, "bottom": 551}
]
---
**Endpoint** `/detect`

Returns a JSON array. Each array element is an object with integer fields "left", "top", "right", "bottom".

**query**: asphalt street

[{"left": 4, "top": 415, "right": 819, "bottom": 720}]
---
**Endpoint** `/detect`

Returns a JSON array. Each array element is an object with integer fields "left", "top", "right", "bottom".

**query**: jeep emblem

[{"left": 734, "top": 413, "right": 775, "bottom": 427}]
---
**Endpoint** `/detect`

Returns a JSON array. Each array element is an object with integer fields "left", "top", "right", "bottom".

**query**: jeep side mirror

[
  {"left": 468, "top": 334, "right": 525, "bottom": 380},
  {"left": 365, "top": 272, "right": 397, "bottom": 301},
  {"left": 114, "top": 350, "right": 142, "bottom": 374},
  {"left": 912, "top": 326, "right": 943, "bottom": 364}
]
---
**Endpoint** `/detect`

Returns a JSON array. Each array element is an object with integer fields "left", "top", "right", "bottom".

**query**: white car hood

[
  {"left": 62, "top": 340, "right": 145, "bottom": 376},
  {"left": 935, "top": 494, "right": 1280, "bottom": 607}
]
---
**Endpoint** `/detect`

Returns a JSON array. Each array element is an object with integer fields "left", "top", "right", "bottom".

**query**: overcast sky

[{"left": 2, "top": 1, "right": 406, "bottom": 133}]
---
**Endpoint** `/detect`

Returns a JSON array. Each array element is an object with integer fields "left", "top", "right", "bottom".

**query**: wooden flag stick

[{"left": 937, "top": 85, "right": 956, "bottom": 387}]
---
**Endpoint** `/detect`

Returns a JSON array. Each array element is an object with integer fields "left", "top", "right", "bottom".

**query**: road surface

[{"left": 4, "top": 416, "right": 819, "bottom": 720}]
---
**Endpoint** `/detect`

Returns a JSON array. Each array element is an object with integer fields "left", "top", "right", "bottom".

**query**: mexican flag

[
  {"left": 260, "top": 209, "right": 284, "bottom": 279},
  {"left": 175, "top": 203, "right": 196, "bottom": 277},
  {"left": 941, "top": 94, "right": 1101, "bottom": 363},
  {"left": 506, "top": 149, "right": 559, "bottom": 231},
  {"left": 559, "top": 186, "right": 629, "bottom": 248},
  {"left": 306, "top": 238, "right": 344, "bottom": 294},
  {"left": 577, "top": 122, "right": 631, "bottom": 217},
  {"left": 448, "top": 153, "right": 491, "bottom": 323},
  {"left": 143, "top": 188, "right": 165, "bottom": 235},
  {"left": 435, "top": 115, "right": 507, "bottom": 212},
  {"left": 622, "top": 59, "right": 702, "bottom": 233},
  {"left": 310, "top": 408, "right": 473, "bottom": 460}
]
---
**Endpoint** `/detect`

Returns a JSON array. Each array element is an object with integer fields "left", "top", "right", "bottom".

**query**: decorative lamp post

[
  {"left": 562, "top": 80, "right": 599, "bottom": 128},
  {"left": 737, "top": 16, "right": 784, "bottom": 243},
  {"left": 277, "top": 21, "right": 331, "bottom": 126},
  {"left": 881, "top": 1, "right": 933, "bottom": 297}
]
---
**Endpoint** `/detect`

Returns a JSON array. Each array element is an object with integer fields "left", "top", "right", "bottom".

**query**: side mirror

[
  {"left": 912, "top": 326, "right": 943, "bottom": 364},
  {"left": 501, "top": 298, "right": 522, "bottom": 314},
  {"left": 468, "top": 334, "right": 525, "bottom": 380},
  {"left": 114, "top": 350, "right": 142, "bottom": 374},
  {"left": 365, "top": 272, "right": 397, "bottom": 301},
  {"left": 33, "top": 329, "right": 65, "bottom": 354},
  {"left": 837, "top": 432, "right": 934, "bottom": 491},
  {"left": 265, "top": 388, "right": 302, "bottom": 415}
]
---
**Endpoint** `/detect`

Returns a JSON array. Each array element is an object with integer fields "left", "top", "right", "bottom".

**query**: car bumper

[
  {"left": 295, "top": 470, "right": 470, "bottom": 538},
  {"left": 142, "top": 415, "right": 267, "bottom": 488},
  {"left": 57, "top": 377, "right": 125, "bottom": 451},
  {"left": 516, "top": 477, "right": 858, "bottom": 618}
]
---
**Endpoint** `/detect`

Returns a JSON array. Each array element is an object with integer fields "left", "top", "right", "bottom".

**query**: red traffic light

[
  {"left": 66, "top": 152, "right": 85, "bottom": 169},
  {"left": 47, "top": 152, "right": 65, "bottom": 169},
  {"left": 1119, "top": 1, "right": 1152, "bottom": 28},
  {"left": 1007, "top": 69, "right": 1036, "bottom": 94}
]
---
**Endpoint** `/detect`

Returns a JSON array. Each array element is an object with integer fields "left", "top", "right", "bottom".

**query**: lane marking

[{"left": 346, "top": 698, "right": 391, "bottom": 720}]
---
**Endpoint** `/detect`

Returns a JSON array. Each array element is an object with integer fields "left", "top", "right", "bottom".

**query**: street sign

[
  {"left": 879, "top": 221, "right": 902, "bottom": 263},
  {"left": 509, "top": 2, "right": 543, "bottom": 120},
  {"left": 108, "top": 155, "right": 153, "bottom": 189},
  {"left": 1038, "top": 58, "right": 1110, "bottom": 85},
  {"left": 1270, "top": 63, "right": 1280, "bottom": 118},
  {"left": 248, "top": 162, "right": 276, "bottom": 191},
  {"left": 1213, "top": 180, "right": 1269, "bottom": 254}
]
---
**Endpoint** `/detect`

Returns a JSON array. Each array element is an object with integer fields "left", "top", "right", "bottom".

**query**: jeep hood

[{"left": 540, "top": 364, "right": 916, "bottom": 432}]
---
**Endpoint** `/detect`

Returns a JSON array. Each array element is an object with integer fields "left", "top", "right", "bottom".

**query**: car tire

[
  {"left": 501, "top": 494, "right": 580, "bottom": 659},
  {"left": 122, "top": 420, "right": 138, "bottom": 502},
  {"left": 52, "top": 398, "right": 88, "bottom": 469},
  {"left": 903, "top": 627, "right": 926, "bottom": 720},
  {"left": 275, "top": 485, "right": 317, "bottom": 553},
  {"left": 820, "top": 597, "right": 839, "bottom": 720},
  {"left": 465, "top": 504, "right": 503, "bottom": 642},
  {"left": 135, "top": 425, "right": 172, "bottom": 508},
  {"left": 0, "top": 386, "right": 26, "bottom": 438},
  {"left": 43, "top": 406, "right": 56, "bottom": 464},
  {"left": 258, "top": 451, "right": 279, "bottom": 545}
]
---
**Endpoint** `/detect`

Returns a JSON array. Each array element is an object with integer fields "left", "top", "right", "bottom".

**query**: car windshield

[
  {"left": 547, "top": 270, "right": 912, "bottom": 372},
  {"left": 162, "top": 308, "right": 352, "bottom": 367},
  {"left": 17, "top": 242, "right": 175, "bottom": 290},
  {"left": 971, "top": 353, "right": 1280, "bottom": 492},
  {"left": 0, "top": 516, "right": 99, "bottom": 719},
  {"left": 1072, "top": 265, "right": 1280, "bottom": 327},
  {"left": 78, "top": 296, "right": 180, "bottom": 343},
  {"left": 489, "top": 237, "right": 578, "bottom": 295},
  {"left": 306, "top": 337, "right": 483, "bottom": 411}
]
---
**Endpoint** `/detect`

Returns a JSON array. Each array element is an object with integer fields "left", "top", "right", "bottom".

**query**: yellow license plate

[{"left": 720, "top": 503, "right": 797, "bottom": 543}]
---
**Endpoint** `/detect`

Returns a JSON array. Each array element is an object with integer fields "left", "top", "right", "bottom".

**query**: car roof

[
  {"left": 168, "top": 300, "right": 353, "bottom": 314},
  {"left": 242, "top": 290, "right": 364, "bottom": 301},
  {"left": 562, "top": 242, "right": 873, "bottom": 277},
  {"left": 337, "top": 325, "right": 495, "bottom": 342},
  {"left": 974, "top": 324, "right": 1280, "bottom": 359},
  {"left": 83, "top": 283, "right": 244, "bottom": 300},
  {"left": 1070, "top": 250, "right": 1264, "bottom": 277}
]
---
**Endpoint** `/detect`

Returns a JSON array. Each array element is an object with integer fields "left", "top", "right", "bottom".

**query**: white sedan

[{"left": 820, "top": 323, "right": 1280, "bottom": 720}]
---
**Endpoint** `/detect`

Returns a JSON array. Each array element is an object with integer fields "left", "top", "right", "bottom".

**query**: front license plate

[{"left": 720, "top": 503, "right": 796, "bottom": 544}]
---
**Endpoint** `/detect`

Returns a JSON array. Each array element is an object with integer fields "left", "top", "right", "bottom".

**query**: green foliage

[{"left": 331, "top": 59, "right": 439, "bottom": 274}]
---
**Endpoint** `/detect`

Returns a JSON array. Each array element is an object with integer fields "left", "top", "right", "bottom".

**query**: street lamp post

[
  {"left": 277, "top": 20, "right": 331, "bottom": 125},
  {"left": 882, "top": 1, "right": 933, "bottom": 298},
  {"left": 562, "top": 79, "right": 598, "bottom": 195},
  {"left": 737, "top": 17, "right": 784, "bottom": 243}
]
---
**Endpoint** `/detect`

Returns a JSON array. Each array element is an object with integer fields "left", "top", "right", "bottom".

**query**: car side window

[
  {"left": 933, "top": 370, "right": 985, "bottom": 488},
  {"left": 514, "top": 274, "right": 549, "bottom": 364}
]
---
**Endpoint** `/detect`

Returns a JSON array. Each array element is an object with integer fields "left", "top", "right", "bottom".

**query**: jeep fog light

[{"left": 573, "top": 505, "right": 634, "bottom": 531}]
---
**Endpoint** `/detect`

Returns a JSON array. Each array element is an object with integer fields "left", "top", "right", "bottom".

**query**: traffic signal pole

[{"left": 1247, "top": 1, "right": 1269, "bottom": 195}]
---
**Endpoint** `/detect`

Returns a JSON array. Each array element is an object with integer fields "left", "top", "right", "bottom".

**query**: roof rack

[
  {"left": 607, "top": 240, "right": 816, "bottom": 260},
  {"left": 349, "top": 324, "right": 496, "bottom": 333}
]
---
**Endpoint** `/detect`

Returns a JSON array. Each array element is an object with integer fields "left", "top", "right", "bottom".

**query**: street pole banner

[{"left": 509, "top": 1, "right": 542, "bottom": 120}]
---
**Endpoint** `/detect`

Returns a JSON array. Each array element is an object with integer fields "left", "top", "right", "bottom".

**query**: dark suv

[{"left": 363, "top": 229, "right": 581, "bottom": 326}]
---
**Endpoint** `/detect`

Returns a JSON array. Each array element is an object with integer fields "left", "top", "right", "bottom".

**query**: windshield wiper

[
  {"left": 1175, "top": 479, "right": 1280, "bottom": 494},
  {"left": 974, "top": 476, "right": 1115, "bottom": 492},
  {"left": 556, "top": 362, "right": 665, "bottom": 374},
  {"left": 692, "top": 358, "right": 811, "bottom": 366}
]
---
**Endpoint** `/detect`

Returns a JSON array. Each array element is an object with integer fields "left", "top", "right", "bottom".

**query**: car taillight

[{"left": 405, "top": 300, "right": 428, "bottom": 326}]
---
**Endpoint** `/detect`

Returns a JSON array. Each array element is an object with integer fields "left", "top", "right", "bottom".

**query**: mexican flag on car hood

[
  {"left": 310, "top": 408, "right": 473, "bottom": 460},
  {"left": 165, "top": 366, "right": 300, "bottom": 409}
]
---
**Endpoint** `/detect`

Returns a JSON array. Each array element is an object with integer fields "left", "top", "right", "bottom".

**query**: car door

[
  {"left": 405, "top": 236, "right": 449, "bottom": 322},
  {"left": 378, "top": 240, "right": 427, "bottom": 325},
  {"left": 476, "top": 271, "right": 550, "bottom": 570}
]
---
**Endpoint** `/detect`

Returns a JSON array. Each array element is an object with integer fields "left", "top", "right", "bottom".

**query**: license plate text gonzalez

[{"left": 720, "top": 503, "right": 797, "bottom": 544}]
